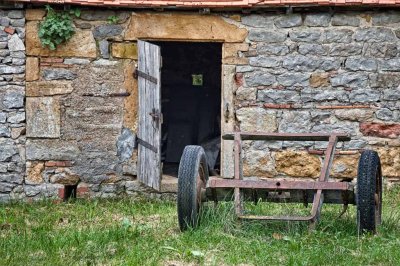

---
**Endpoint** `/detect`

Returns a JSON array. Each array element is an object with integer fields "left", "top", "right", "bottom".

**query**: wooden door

[{"left": 137, "top": 40, "right": 162, "bottom": 190}]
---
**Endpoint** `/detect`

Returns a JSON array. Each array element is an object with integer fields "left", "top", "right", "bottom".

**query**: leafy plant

[
  {"left": 38, "top": 5, "right": 81, "bottom": 50},
  {"left": 107, "top": 15, "right": 119, "bottom": 24}
]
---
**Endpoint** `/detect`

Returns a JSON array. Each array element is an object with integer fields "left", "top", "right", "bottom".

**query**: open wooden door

[{"left": 137, "top": 40, "right": 162, "bottom": 190}]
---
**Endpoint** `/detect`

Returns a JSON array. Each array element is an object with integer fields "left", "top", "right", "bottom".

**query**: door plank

[{"left": 138, "top": 40, "right": 162, "bottom": 190}]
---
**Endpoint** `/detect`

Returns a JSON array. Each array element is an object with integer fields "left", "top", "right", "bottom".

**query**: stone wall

[
  {"left": 1, "top": 8, "right": 400, "bottom": 202},
  {"left": 235, "top": 12, "right": 400, "bottom": 183},
  {"left": 0, "top": 8, "right": 26, "bottom": 202}
]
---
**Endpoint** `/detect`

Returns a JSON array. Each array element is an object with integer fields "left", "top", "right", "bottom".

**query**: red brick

[
  {"left": 4, "top": 27, "right": 15, "bottom": 35},
  {"left": 58, "top": 187, "right": 65, "bottom": 199},
  {"left": 45, "top": 161, "right": 73, "bottom": 167},
  {"left": 264, "top": 103, "right": 294, "bottom": 109},
  {"left": 360, "top": 123, "right": 400, "bottom": 139},
  {"left": 77, "top": 185, "right": 89, "bottom": 198},
  {"left": 316, "top": 105, "right": 372, "bottom": 109},
  {"left": 41, "top": 57, "right": 64, "bottom": 63},
  {"left": 50, "top": 63, "right": 73, "bottom": 68},
  {"left": 235, "top": 73, "right": 244, "bottom": 86}
]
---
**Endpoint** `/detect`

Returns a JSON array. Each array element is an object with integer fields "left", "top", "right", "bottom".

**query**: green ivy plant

[
  {"left": 107, "top": 15, "right": 119, "bottom": 25},
  {"left": 38, "top": 5, "right": 81, "bottom": 50}
]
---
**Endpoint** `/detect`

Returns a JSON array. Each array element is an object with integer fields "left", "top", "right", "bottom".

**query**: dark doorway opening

[{"left": 157, "top": 42, "right": 222, "bottom": 178}]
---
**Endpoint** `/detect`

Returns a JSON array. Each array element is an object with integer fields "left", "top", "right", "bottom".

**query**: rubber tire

[
  {"left": 356, "top": 150, "right": 382, "bottom": 234},
  {"left": 177, "top": 145, "right": 209, "bottom": 231}
]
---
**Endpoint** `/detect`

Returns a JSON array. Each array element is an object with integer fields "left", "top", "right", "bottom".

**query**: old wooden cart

[{"left": 177, "top": 132, "right": 383, "bottom": 234}]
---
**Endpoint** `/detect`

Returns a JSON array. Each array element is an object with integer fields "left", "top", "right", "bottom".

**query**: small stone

[
  {"left": 75, "top": 22, "right": 92, "bottom": 29},
  {"left": 274, "top": 14, "right": 302, "bottom": 28},
  {"left": 276, "top": 73, "right": 310, "bottom": 87},
  {"left": 8, "top": 10, "right": 24, "bottom": 19},
  {"left": 349, "top": 89, "right": 380, "bottom": 103},
  {"left": 117, "top": 127, "right": 136, "bottom": 162},
  {"left": 376, "top": 108, "right": 394, "bottom": 121},
  {"left": 11, "top": 127, "right": 25, "bottom": 139},
  {"left": 257, "top": 44, "right": 290, "bottom": 56},
  {"left": 0, "top": 113, "right": 6, "bottom": 123},
  {"left": 111, "top": 42, "right": 138, "bottom": 59},
  {"left": 92, "top": 59, "right": 119, "bottom": 66},
  {"left": 330, "top": 73, "right": 368, "bottom": 88},
  {"left": 63, "top": 58, "right": 90, "bottom": 65},
  {"left": 26, "top": 9, "right": 46, "bottom": 21},
  {"left": 335, "top": 109, "right": 374, "bottom": 121},
  {"left": 12, "top": 58, "right": 25, "bottom": 66},
  {"left": 26, "top": 57, "right": 40, "bottom": 81},
  {"left": 372, "top": 12, "right": 400, "bottom": 26},
  {"left": 380, "top": 58, "right": 400, "bottom": 71},
  {"left": 236, "top": 107, "right": 277, "bottom": 132},
  {"left": 301, "top": 88, "right": 348, "bottom": 103},
  {"left": 283, "top": 55, "right": 320, "bottom": 71},
  {"left": 289, "top": 29, "right": 322, "bottom": 42},
  {"left": 26, "top": 162, "right": 45, "bottom": 185},
  {"left": 346, "top": 139, "right": 367, "bottom": 150},
  {"left": 304, "top": 13, "right": 331, "bottom": 27},
  {"left": 330, "top": 44, "right": 363, "bottom": 56},
  {"left": 354, "top": 27, "right": 396, "bottom": 42},
  {"left": 279, "top": 111, "right": 311, "bottom": 133},
  {"left": 0, "top": 65, "right": 25, "bottom": 74},
  {"left": 92, "top": 24, "right": 123, "bottom": 39},
  {"left": 275, "top": 151, "right": 321, "bottom": 178},
  {"left": 331, "top": 14, "right": 360, "bottom": 27},
  {"left": 258, "top": 89, "right": 300, "bottom": 103},
  {"left": 345, "top": 58, "right": 377, "bottom": 71},
  {"left": 242, "top": 15, "right": 274, "bottom": 28},
  {"left": 11, "top": 18, "right": 25, "bottom": 28},
  {"left": 49, "top": 168, "right": 80, "bottom": 185},
  {"left": 249, "top": 56, "right": 280, "bottom": 67},
  {"left": 26, "top": 97, "right": 60, "bottom": 138},
  {"left": 26, "top": 139, "right": 79, "bottom": 161},
  {"left": 0, "top": 17, "right": 10, "bottom": 26},
  {"left": 244, "top": 71, "right": 275, "bottom": 86},
  {"left": 248, "top": 30, "right": 286, "bottom": 43},
  {"left": 0, "top": 42, "right": 7, "bottom": 49},
  {"left": 324, "top": 29, "right": 353, "bottom": 43},
  {"left": 0, "top": 125, "right": 10, "bottom": 137},
  {"left": 360, "top": 123, "right": 400, "bottom": 139},
  {"left": 42, "top": 68, "right": 77, "bottom": 80},
  {"left": 383, "top": 89, "right": 400, "bottom": 101},
  {"left": 7, "top": 112, "right": 25, "bottom": 124},
  {"left": 99, "top": 39, "right": 109, "bottom": 59},
  {"left": 310, "top": 72, "right": 330, "bottom": 87},
  {"left": 0, "top": 138, "right": 17, "bottom": 161},
  {"left": 298, "top": 44, "right": 327, "bottom": 56},
  {"left": 3, "top": 90, "right": 24, "bottom": 109}
]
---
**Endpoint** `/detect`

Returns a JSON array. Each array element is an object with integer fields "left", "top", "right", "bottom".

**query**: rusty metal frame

[{"left": 210, "top": 132, "right": 352, "bottom": 228}]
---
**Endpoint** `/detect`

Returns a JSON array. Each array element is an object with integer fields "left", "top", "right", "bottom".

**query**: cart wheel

[
  {"left": 177, "top": 145, "right": 209, "bottom": 231},
  {"left": 356, "top": 150, "right": 382, "bottom": 234}
]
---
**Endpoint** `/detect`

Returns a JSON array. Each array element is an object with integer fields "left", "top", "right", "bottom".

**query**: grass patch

[{"left": 1, "top": 188, "right": 400, "bottom": 265}]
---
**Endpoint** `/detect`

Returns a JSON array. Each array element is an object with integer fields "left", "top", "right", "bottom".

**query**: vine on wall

[{"left": 39, "top": 5, "right": 81, "bottom": 50}]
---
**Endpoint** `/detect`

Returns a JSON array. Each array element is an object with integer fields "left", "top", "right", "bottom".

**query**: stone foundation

[{"left": 0, "top": 7, "right": 399, "bottom": 202}]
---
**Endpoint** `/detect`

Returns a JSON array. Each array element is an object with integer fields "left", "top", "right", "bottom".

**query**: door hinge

[
  {"left": 136, "top": 137, "right": 158, "bottom": 153},
  {"left": 134, "top": 68, "right": 158, "bottom": 84}
]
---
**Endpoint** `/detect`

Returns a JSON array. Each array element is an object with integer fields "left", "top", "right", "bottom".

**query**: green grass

[{"left": 1, "top": 188, "right": 400, "bottom": 266}]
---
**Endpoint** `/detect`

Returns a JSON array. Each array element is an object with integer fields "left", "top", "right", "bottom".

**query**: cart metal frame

[{"left": 207, "top": 132, "right": 353, "bottom": 229}]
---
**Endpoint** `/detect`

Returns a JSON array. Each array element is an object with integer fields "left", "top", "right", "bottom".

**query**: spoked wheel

[
  {"left": 177, "top": 146, "right": 209, "bottom": 231},
  {"left": 356, "top": 150, "right": 383, "bottom": 234}
]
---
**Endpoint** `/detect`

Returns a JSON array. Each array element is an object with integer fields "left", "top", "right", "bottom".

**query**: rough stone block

[
  {"left": 331, "top": 155, "right": 359, "bottom": 179},
  {"left": 236, "top": 107, "right": 277, "bottom": 132},
  {"left": 244, "top": 71, "right": 276, "bottom": 86},
  {"left": 26, "top": 21, "right": 97, "bottom": 58},
  {"left": 8, "top": 34, "right": 25, "bottom": 51},
  {"left": 360, "top": 123, "right": 400, "bottom": 139},
  {"left": 345, "top": 58, "right": 377, "bottom": 71},
  {"left": 42, "top": 68, "right": 77, "bottom": 81},
  {"left": 26, "top": 139, "right": 80, "bottom": 161},
  {"left": 111, "top": 42, "right": 138, "bottom": 59},
  {"left": 257, "top": 44, "right": 290, "bottom": 56},
  {"left": 26, "top": 9, "right": 46, "bottom": 21},
  {"left": 242, "top": 15, "right": 274, "bottom": 28},
  {"left": 3, "top": 89, "right": 24, "bottom": 109},
  {"left": 324, "top": 29, "right": 353, "bottom": 43},
  {"left": 330, "top": 73, "right": 368, "bottom": 88},
  {"left": 26, "top": 57, "right": 39, "bottom": 81},
  {"left": 258, "top": 89, "right": 300, "bottom": 103},
  {"left": 279, "top": 111, "right": 311, "bottom": 133},
  {"left": 274, "top": 14, "right": 302, "bottom": 28},
  {"left": 125, "top": 13, "right": 247, "bottom": 43},
  {"left": 26, "top": 97, "right": 60, "bottom": 138},
  {"left": 331, "top": 13, "right": 360, "bottom": 27},
  {"left": 26, "top": 81, "right": 73, "bottom": 96},
  {"left": 0, "top": 138, "right": 17, "bottom": 161},
  {"left": 349, "top": 89, "right": 380, "bottom": 103},
  {"left": 93, "top": 25, "right": 123, "bottom": 40},
  {"left": 372, "top": 12, "right": 400, "bottom": 26},
  {"left": 304, "top": 13, "right": 331, "bottom": 27},
  {"left": 25, "top": 161, "right": 45, "bottom": 185},
  {"left": 275, "top": 151, "right": 321, "bottom": 178},
  {"left": 335, "top": 109, "right": 374, "bottom": 121},
  {"left": 376, "top": 147, "right": 400, "bottom": 178},
  {"left": 310, "top": 72, "right": 330, "bottom": 87},
  {"left": 248, "top": 30, "right": 286, "bottom": 43},
  {"left": 354, "top": 27, "right": 396, "bottom": 42}
]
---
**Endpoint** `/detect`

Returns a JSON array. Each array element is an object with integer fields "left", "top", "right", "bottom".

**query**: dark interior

[{"left": 156, "top": 42, "right": 222, "bottom": 177}]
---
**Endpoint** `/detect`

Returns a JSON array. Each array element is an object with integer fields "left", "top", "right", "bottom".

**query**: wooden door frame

[{"left": 136, "top": 34, "right": 246, "bottom": 181}]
